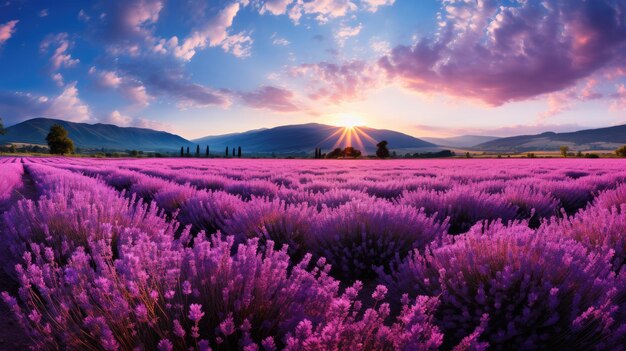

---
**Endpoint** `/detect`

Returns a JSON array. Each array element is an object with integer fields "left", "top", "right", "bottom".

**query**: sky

[{"left": 1, "top": 0, "right": 626, "bottom": 140}]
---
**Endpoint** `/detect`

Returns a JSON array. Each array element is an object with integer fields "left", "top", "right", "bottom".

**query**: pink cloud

[
  {"left": 260, "top": 0, "right": 293, "bottom": 15},
  {"left": 289, "top": 0, "right": 357, "bottom": 24},
  {"left": 0, "top": 20, "right": 18, "bottom": 44},
  {"left": 291, "top": 60, "right": 383, "bottom": 103},
  {"left": 361, "top": 0, "right": 395, "bottom": 13},
  {"left": 40, "top": 33, "right": 80, "bottom": 71},
  {"left": 379, "top": 1, "right": 626, "bottom": 106},
  {"left": 0, "top": 83, "right": 91, "bottom": 125},
  {"left": 240, "top": 86, "right": 300, "bottom": 112}
]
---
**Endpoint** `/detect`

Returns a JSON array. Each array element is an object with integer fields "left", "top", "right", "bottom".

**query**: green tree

[
  {"left": 186, "top": 147, "right": 190, "bottom": 157},
  {"left": 560, "top": 145, "right": 569, "bottom": 157},
  {"left": 237, "top": 146, "right": 242, "bottom": 158},
  {"left": 0, "top": 118, "right": 5, "bottom": 135},
  {"left": 616, "top": 145, "right": 626, "bottom": 158},
  {"left": 376, "top": 140, "right": 390, "bottom": 159},
  {"left": 343, "top": 146, "right": 362, "bottom": 158},
  {"left": 206, "top": 145, "right": 210, "bottom": 157},
  {"left": 46, "top": 124, "right": 74, "bottom": 155},
  {"left": 576, "top": 150, "right": 583, "bottom": 158},
  {"left": 225, "top": 146, "right": 229, "bottom": 157},
  {"left": 181, "top": 147, "right": 184, "bottom": 157}
]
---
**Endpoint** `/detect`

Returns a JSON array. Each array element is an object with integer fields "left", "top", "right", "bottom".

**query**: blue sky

[{"left": 1, "top": 0, "right": 626, "bottom": 139}]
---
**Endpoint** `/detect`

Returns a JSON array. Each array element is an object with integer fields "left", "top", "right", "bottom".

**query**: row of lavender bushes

[{"left": 1, "top": 158, "right": 626, "bottom": 350}]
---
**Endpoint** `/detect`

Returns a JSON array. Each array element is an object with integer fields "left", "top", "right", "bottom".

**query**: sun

[{"left": 335, "top": 114, "right": 365, "bottom": 129}]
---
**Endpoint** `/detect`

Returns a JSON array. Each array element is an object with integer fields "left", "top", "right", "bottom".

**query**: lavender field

[{"left": 2, "top": 157, "right": 626, "bottom": 350}]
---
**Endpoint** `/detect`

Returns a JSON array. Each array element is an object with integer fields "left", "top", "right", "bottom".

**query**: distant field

[{"left": 2, "top": 157, "right": 626, "bottom": 350}]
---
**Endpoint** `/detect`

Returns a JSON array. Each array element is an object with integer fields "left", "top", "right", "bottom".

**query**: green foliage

[
  {"left": 325, "top": 146, "right": 362, "bottom": 158},
  {"left": 376, "top": 140, "right": 390, "bottom": 159},
  {"left": 576, "top": 151, "right": 583, "bottom": 158},
  {"left": 616, "top": 145, "right": 626, "bottom": 158},
  {"left": 46, "top": 124, "right": 74, "bottom": 155},
  {"left": 584, "top": 153, "right": 600, "bottom": 159},
  {"left": 0, "top": 118, "right": 5, "bottom": 135},
  {"left": 560, "top": 145, "right": 569, "bottom": 157},
  {"left": 527, "top": 153, "right": 536, "bottom": 158}
]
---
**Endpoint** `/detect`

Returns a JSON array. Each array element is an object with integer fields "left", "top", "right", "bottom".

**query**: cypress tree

[
  {"left": 225, "top": 146, "right": 229, "bottom": 157},
  {"left": 237, "top": 146, "right": 241, "bottom": 158},
  {"left": 206, "top": 145, "right": 209, "bottom": 157},
  {"left": 186, "top": 147, "right": 190, "bottom": 157},
  {"left": 181, "top": 147, "right": 184, "bottom": 157},
  {"left": 232, "top": 147, "right": 235, "bottom": 157},
  {"left": 196, "top": 145, "right": 200, "bottom": 157}
]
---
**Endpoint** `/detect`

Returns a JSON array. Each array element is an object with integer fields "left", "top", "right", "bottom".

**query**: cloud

[
  {"left": 89, "top": 66, "right": 152, "bottom": 107},
  {"left": 289, "top": 0, "right": 358, "bottom": 24},
  {"left": 240, "top": 86, "right": 300, "bottom": 112},
  {"left": 361, "top": 0, "right": 394, "bottom": 13},
  {"left": 610, "top": 84, "right": 626, "bottom": 111},
  {"left": 40, "top": 33, "right": 80, "bottom": 71},
  {"left": 290, "top": 60, "right": 383, "bottom": 103},
  {"left": 78, "top": 9, "right": 91, "bottom": 22},
  {"left": 104, "top": 110, "right": 133, "bottom": 125},
  {"left": 335, "top": 23, "right": 362, "bottom": 46},
  {"left": 271, "top": 32, "right": 290, "bottom": 46},
  {"left": 39, "top": 9, "right": 49, "bottom": 17},
  {"left": 0, "top": 20, "right": 18, "bottom": 44},
  {"left": 379, "top": 0, "right": 626, "bottom": 106},
  {"left": 0, "top": 82, "right": 91, "bottom": 125},
  {"left": 52, "top": 73, "right": 65, "bottom": 87},
  {"left": 102, "top": 110, "right": 173, "bottom": 132},
  {"left": 260, "top": 0, "right": 293, "bottom": 15},
  {"left": 173, "top": 3, "right": 252, "bottom": 60},
  {"left": 97, "top": 0, "right": 163, "bottom": 44}
]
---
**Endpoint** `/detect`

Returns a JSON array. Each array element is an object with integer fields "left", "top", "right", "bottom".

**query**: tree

[
  {"left": 206, "top": 145, "right": 209, "bottom": 157},
  {"left": 616, "top": 145, "right": 626, "bottom": 158},
  {"left": 46, "top": 124, "right": 74, "bottom": 155},
  {"left": 0, "top": 118, "right": 5, "bottom": 135},
  {"left": 237, "top": 146, "right": 242, "bottom": 158},
  {"left": 376, "top": 140, "right": 390, "bottom": 159},
  {"left": 576, "top": 150, "right": 583, "bottom": 158},
  {"left": 186, "top": 147, "right": 190, "bottom": 157},
  {"left": 232, "top": 147, "right": 235, "bottom": 157},
  {"left": 196, "top": 145, "right": 200, "bottom": 157},
  {"left": 225, "top": 146, "right": 229, "bottom": 157},
  {"left": 343, "top": 146, "right": 361, "bottom": 158},
  {"left": 560, "top": 145, "right": 569, "bottom": 157},
  {"left": 326, "top": 148, "right": 343, "bottom": 158},
  {"left": 180, "top": 146, "right": 184, "bottom": 157}
]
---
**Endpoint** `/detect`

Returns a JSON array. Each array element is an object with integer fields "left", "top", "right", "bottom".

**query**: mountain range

[
  {"left": 421, "top": 135, "right": 500, "bottom": 148},
  {"left": 474, "top": 124, "right": 626, "bottom": 151},
  {"left": 1, "top": 118, "right": 625, "bottom": 154},
  {"left": 193, "top": 123, "right": 437, "bottom": 154},
  {"left": 0, "top": 118, "right": 194, "bottom": 151}
]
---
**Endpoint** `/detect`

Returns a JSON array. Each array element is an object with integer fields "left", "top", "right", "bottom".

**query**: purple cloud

[
  {"left": 240, "top": 86, "right": 300, "bottom": 112},
  {"left": 379, "top": 0, "right": 626, "bottom": 105},
  {"left": 0, "top": 83, "right": 91, "bottom": 125}
]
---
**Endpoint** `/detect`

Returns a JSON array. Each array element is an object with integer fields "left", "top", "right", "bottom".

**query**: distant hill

[
  {"left": 475, "top": 125, "right": 626, "bottom": 152},
  {"left": 0, "top": 118, "right": 193, "bottom": 151},
  {"left": 193, "top": 123, "right": 438, "bottom": 154},
  {"left": 422, "top": 135, "right": 500, "bottom": 148}
]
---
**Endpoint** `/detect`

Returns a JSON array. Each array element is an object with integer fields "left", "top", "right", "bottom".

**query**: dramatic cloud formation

[
  {"left": 172, "top": 3, "right": 252, "bottom": 60},
  {"left": 379, "top": 0, "right": 626, "bottom": 105},
  {"left": 240, "top": 86, "right": 300, "bottom": 112},
  {"left": 0, "top": 83, "right": 90, "bottom": 125}
]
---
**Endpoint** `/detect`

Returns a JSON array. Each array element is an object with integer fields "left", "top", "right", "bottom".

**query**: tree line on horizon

[
  {"left": 180, "top": 145, "right": 243, "bottom": 158},
  {"left": 4, "top": 122, "right": 626, "bottom": 159}
]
